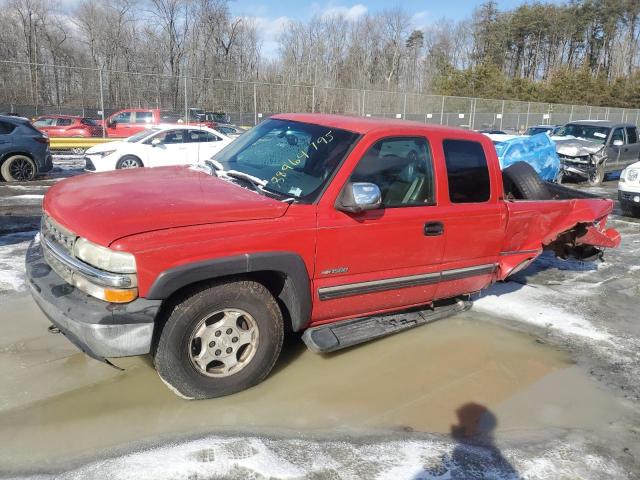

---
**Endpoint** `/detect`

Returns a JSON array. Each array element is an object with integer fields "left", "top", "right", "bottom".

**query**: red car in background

[{"left": 33, "top": 115, "right": 105, "bottom": 138}]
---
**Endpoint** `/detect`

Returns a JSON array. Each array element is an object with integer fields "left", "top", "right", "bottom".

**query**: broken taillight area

[{"left": 546, "top": 223, "right": 620, "bottom": 261}]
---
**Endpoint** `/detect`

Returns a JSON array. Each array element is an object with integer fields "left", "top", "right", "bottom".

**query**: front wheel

[
  {"left": 116, "top": 155, "right": 143, "bottom": 169},
  {"left": 588, "top": 162, "right": 605, "bottom": 186},
  {"left": 1, "top": 155, "right": 36, "bottom": 181},
  {"left": 153, "top": 280, "right": 284, "bottom": 399}
]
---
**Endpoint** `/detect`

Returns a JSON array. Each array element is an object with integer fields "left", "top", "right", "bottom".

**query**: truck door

[
  {"left": 132, "top": 111, "right": 154, "bottom": 136},
  {"left": 314, "top": 135, "right": 446, "bottom": 322},
  {"left": 433, "top": 138, "right": 506, "bottom": 300},
  {"left": 107, "top": 111, "right": 134, "bottom": 138},
  {"left": 607, "top": 127, "right": 626, "bottom": 169}
]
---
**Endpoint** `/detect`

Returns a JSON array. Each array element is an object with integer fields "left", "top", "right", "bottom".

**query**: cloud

[
  {"left": 319, "top": 3, "right": 368, "bottom": 21},
  {"left": 410, "top": 10, "right": 430, "bottom": 30},
  {"left": 239, "top": 15, "right": 292, "bottom": 59}
]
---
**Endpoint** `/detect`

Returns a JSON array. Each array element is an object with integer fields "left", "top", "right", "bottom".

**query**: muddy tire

[
  {"left": 502, "top": 161, "right": 549, "bottom": 200},
  {"left": 153, "top": 280, "right": 284, "bottom": 399},
  {"left": 116, "top": 155, "right": 143, "bottom": 169},
  {"left": 0, "top": 154, "right": 37, "bottom": 182},
  {"left": 588, "top": 162, "right": 605, "bottom": 186}
]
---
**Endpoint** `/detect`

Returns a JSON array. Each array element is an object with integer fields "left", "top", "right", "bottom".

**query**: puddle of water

[{"left": 0, "top": 298, "right": 574, "bottom": 472}]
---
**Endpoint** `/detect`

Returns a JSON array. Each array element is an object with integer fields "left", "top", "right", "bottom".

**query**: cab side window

[
  {"left": 611, "top": 128, "right": 625, "bottom": 144},
  {"left": 443, "top": 139, "right": 490, "bottom": 203},
  {"left": 350, "top": 137, "right": 435, "bottom": 207},
  {"left": 56, "top": 118, "right": 73, "bottom": 126},
  {"left": 135, "top": 111, "right": 153, "bottom": 124},
  {"left": 625, "top": 127, "right": 638, "bottom": 145},
  {"left": 112, "top": 111, "right": 132, "bottom": 123}
]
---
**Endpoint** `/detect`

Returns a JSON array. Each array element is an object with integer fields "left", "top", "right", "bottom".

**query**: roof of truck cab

[
  {"left": 567, "top": 120, "right": 636, "bottom": 128},
  {"left": 272, "top": 113, "right": 481, "bottom": 136}
]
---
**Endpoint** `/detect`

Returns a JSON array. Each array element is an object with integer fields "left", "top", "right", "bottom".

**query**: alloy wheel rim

[
  {"left": 120, "top": 159, "right": 139, "bottom": 168},
  {"left": 9, "top": 158, "right": 34, "bottom": 181},
  {"left": 188, "top": 308, "right": 259, "bottom": 378}
]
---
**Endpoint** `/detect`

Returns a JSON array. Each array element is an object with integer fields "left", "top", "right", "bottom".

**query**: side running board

[{"left": 302, "top": 298, "right": 471, "bottom": 353}]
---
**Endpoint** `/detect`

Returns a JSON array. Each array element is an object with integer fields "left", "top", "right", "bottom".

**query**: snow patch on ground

[
  {"left": 0, "top": 231, "right": 36, "bottom": 294},
  {"left": 7, "top": 434, "right": 628, "bottom": 480},
  {"left": 0, "top": 195, "right": 44, "bottom": 206},
  {"left": 474, "top": 282, "right": 610, "bottom": 342}
]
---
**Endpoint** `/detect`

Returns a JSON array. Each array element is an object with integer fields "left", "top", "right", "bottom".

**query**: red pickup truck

[
  {"left": 26, "top": 114, "right": 620, "bottom": 399},
  {"left": 102, "top": 108, "right": 215, "bottom": 137}
]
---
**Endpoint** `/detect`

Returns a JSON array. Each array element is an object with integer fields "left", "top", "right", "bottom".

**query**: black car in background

[{"left": 0, "top": 115, "right": 52, "bottom": 181}]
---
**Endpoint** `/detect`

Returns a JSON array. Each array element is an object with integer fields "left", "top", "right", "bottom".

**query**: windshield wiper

[{"left": 203, "top": 160, "right": 295, "bottom": 201}]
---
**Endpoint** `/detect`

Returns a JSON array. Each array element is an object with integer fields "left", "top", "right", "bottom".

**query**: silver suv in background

[
  {"left": 554, "top": 121, "right": 640, "bottom": 185},
  {"left": 0, "top": 115, "right": 53, "bottom": 181}
]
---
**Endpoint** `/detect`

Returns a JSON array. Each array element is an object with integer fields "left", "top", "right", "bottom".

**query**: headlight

[
  {"left": 97, "top": 149, "right": 116, "bottom": 158},
  {"left": 629, "top": 169, "right": 638, "bottom": 182},
  {"left": 74, "top": 237, "right": 136, "bottom": 273}
]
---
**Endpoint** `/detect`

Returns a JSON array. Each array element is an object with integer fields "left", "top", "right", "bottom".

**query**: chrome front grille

[{"left": 41, "top": 214, "right": 76, "bottom": 255}]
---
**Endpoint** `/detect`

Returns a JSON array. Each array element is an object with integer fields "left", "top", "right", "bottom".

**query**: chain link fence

[{"left": 2, "top": 60, "right": 639, "bottom": 132}]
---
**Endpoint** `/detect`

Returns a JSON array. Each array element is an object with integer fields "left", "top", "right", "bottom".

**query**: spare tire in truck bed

[{"left": 502, "top": 161, "right": 550, "bottom": 200}]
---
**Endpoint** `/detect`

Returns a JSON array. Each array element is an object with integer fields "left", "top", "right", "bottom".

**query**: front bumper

[{"left": 26, "top": 236, "right": 161, "bottom": 361}]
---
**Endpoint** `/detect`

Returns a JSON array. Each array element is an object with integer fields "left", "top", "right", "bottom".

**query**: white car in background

[
  {"left": 84, "top": 125, "right": 232, "bottom": 172},
  {"left": 619, "top": 161, "right": 640, "bottom": 217}
]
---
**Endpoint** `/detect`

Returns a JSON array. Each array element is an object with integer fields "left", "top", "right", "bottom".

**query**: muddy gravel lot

[{"left": 0, "top": 158, "right": 639, "bottom": 479}]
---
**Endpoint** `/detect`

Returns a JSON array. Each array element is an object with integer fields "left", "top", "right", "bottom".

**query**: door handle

[{"left": 424, "top": 221, "right": 444, "bottom": 236}]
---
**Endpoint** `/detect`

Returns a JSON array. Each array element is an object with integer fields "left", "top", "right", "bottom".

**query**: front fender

[{"left": 146, "top": 251, "right": 312, "bottom": 331}]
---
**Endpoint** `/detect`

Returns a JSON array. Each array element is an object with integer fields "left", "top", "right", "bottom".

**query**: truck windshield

[
  {"left": 212, "top": 119, "right": 360, "bottom": 203},
  {"left": 560, "top": 124, "right": 611, "bottom": 144}
]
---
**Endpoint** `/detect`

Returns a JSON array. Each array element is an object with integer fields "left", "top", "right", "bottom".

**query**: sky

[{"left": 230, "top": 0, "right": 563, "bottom": 58}]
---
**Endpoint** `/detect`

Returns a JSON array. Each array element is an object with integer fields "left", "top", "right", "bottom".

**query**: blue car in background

[{"left": 493, "top": 133, "right": 561, "bottom": 182}]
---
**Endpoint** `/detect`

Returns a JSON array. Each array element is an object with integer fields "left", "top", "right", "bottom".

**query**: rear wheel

[
  {"left": 502, "top": 161, "right": 549, "bottom": 200},
  {"left": 0, "top": 155, "right": 36, "bottom": 181},
  {"left": 153, "top": 280, "right": 284, "bottom": 399},
  {"left": 116, "top": 155, "right": 143, "bottom": 169}
]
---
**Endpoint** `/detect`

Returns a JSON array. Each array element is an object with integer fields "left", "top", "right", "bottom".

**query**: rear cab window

[
  {"left": 442, "top": 139, "right": 491, "bottom": 203},
  {"left": 625, "top": 126, "right": 638, "bottom": 144}
]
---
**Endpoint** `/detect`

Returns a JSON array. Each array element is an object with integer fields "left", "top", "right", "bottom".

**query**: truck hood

[
  {"left": 43, "top": 166, "right": 289, "bottom": 246},
  {"left": 554, "top": 138, "right": 604, "bottom": 157}
]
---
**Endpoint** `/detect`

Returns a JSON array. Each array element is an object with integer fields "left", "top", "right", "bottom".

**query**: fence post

[
  {"left": 499, "top": 100, "right": 505, "bottom": 130},
  {"left": 98, "top": 68, "right": 105, "bottom": 138},
  {"left": 569, "top": 104, "right": 574, "bottom": 122},
  {"left": 253, "top": 82, "right": 257, "bottom": 126},
  {"left": 636, "top": 109, "right": 639, "bottom": 127},
  {"left": 184, "top": 76, "right": 189, "bottom": 123},
  {"left": 312, "top": 86, "right": 315, "bottom": 113},
  {"left": 525, "top": 102, "right": 530, "bottom": 130},
  {"left": 403, "top": 93, "right": 407, "bottom": 119},
  {"left": 440, "top": 96, "right": 445, "bottom": 125},
  {"left": 589, "top": 106, "right": 593, "bottom": 120},
  {"left": 361, "top": 89, "right": 366, "bottom": 116}
]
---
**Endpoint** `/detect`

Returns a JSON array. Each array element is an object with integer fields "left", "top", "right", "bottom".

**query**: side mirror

[
  {"left": 107, "top": 120, "right": 115, "bottom": 127},
  {"left": 151, "top": 138, "right": 162, "bottom": 147},
  {"left": 612, "top": 139, "right": 624, "bottom": 147},
  {"left": 336, "top": 182, "right": 382, "bottom": 213}
]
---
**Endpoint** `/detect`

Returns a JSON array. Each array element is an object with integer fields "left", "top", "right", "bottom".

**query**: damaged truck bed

[{"left": 26, "top": 114, "right": 621, "bottom": 398}]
